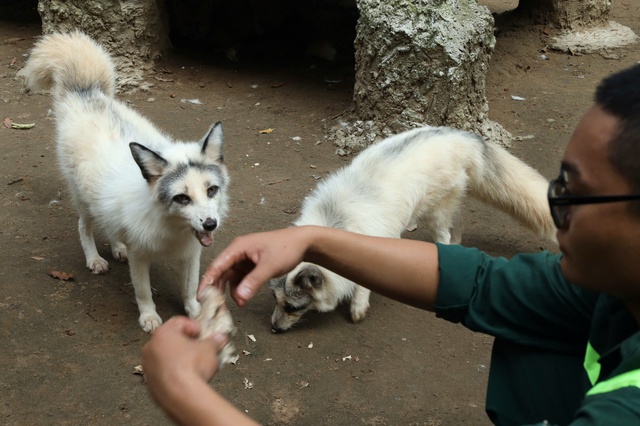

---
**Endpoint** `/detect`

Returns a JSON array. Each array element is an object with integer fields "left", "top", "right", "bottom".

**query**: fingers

[
  {"left": 159, "top": 315, "right": 200, "bottom": 338},
  {"left": 141, "top": 316, "right": 231, "bottom": 391},
  {"left": 200, "top": 251, "right": 240, "bottom": 287},
  {"left": 207, "top": 332, "right": 228, "bottom": 349},
  {"left": 146, "top": 316, "right": 230, "bottom": 360},
  {"left": 230, "top": 271, "right": 261, "bottom": 306},
  {"left": 198, "top": 230, "right": 302, "bottom": 306},
  {"left": 198, "top": 256, "right": 238, "bottom": 298},
  {"left": 198, "top": 240, "right": 260, "bottom": 304}
]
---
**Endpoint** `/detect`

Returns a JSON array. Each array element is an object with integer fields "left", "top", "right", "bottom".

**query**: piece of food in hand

[{"left": 196, "top": 286, "right": 236, "bottom": 366}]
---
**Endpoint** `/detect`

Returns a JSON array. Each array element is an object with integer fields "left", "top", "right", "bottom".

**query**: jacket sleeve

[
  {"left": 434, "top": 244, "right": 599, "bottom": 353},
  {"left": 568, "top": 388, "right": 640, "bottom": 425}
]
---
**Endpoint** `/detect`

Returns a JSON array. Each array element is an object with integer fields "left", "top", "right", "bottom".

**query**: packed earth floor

[{"left": 1, "top": 1, "right": 639, "bottom": 424}]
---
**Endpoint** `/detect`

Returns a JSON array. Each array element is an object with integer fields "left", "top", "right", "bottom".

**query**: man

[{"left": 142, "top": 64, "right": 640, "bottom": 425}]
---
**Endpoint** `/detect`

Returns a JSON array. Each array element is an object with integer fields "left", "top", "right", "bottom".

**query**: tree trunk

[
  {"left": 330, "top": 0, "right": 511, "bottom": 155},
  {"left": 38, "top": 0, "right": 170, "bottom": 92},
  {"left": 516, "top": 0, "right": 611, "bottom": 30}
]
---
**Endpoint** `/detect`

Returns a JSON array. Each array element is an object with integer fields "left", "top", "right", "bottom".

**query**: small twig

[
  {"left": 7, "top": 177, "right": 23, "bottom": 185},
  {"left": 11, "top": 122, "right": 35, "bottom": 130},
  {"left": 265, "top": 178, "right": 290, "bottom": 186}
]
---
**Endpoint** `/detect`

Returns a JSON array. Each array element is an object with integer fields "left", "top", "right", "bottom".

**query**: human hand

[
  {"left": 198, "top": 227, "right": 313, "bottom": 306},
  {"left": 141, "top": 316, "right": 228, "bottom": 404}
]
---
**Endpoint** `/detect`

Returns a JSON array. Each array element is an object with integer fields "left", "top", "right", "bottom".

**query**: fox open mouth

[{"left": 195, "top": 229, "right": 213, "bottom": 247}]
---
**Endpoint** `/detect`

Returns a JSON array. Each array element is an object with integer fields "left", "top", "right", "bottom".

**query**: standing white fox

[
  {"left": 270, "top": 126, "right": 557, "bottom": 332},
  {"left": 19, "top": 31, "right": 230, "bottom": 333}
]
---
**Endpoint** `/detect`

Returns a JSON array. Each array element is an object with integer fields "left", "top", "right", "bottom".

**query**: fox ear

[
  {"left": 200, "top": 121, "right": 224, "bottom": 163},
  {"left": 129, "top": 142, "right": 168, "bottom": 182},
  {"left": 269, "top": 276, "right": 286, "bottom": 290},
  {"left": 294, "top": 265, "right": 324, "bottom": 290}
]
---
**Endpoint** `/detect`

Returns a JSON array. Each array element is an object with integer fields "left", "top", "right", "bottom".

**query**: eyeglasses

[{"left": 547, "top": 168, "right": 640, "bottom": 228}]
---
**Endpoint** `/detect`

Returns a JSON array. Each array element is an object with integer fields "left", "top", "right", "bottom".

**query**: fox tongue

[{"left": 197, "top": 231, "right": 213, "bottom": 247}]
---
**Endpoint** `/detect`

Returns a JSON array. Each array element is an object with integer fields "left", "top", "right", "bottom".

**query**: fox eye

[
  {"left": 173, "top": 194, "right": 191, "bottom": 206},
  {"left": 284, "top": 303, "right": 305, "bottom": 313},
  {"left": 207, "top": 186, "right": 219, "bottom": 198}
]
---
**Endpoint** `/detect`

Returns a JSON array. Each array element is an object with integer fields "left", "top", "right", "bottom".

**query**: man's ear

[
  {"left": 294, "top": 265, "right": 325, "bottom": 290},
  {"left": 200, "top": 121, "right": 224, "bottom": 163},
  {"left": 129, "top": 142, "right": 168, "bottom": 182}
]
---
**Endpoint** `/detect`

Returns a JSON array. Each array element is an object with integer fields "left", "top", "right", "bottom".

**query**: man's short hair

[{"left": 595, "top": 64, "right": 640, "bottom": 205}]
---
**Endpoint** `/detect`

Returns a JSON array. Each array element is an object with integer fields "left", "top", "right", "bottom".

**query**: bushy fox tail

[
  {"left": 469, "top": 140, "right": 557, "bottom": 243},
  {"left": 18, "top": 30, "right": 116, "bottom": 100}
]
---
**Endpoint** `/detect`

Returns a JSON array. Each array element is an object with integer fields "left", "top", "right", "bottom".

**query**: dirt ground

[{"left": 1, "top": 2, "right": 639, "bottom": 425}]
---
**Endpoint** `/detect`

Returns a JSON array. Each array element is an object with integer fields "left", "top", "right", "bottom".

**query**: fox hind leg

[
  {"left": 450, "top": 213, "right": 464, "bottom": 245},
  {"left": 429, "top": 206, "right": 461, "bottom": 245},
  {"left": 110, "top": 240, "right": 128, "bottom": 263},
  {"left": 77, "top": 213, "right": 109, "bottom": 274}
]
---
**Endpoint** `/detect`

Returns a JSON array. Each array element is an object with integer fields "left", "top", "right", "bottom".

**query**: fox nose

[{"left": 202, "top": 218, "right": 217, "bottom": 231}]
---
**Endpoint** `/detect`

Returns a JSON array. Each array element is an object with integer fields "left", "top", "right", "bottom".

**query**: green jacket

[{"left": 434, "top": 244, "right": 640, "bottom": 426}]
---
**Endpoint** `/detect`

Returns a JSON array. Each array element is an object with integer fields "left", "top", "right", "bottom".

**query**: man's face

[{"left": 559, "top": 104, "right": 640, "bottom": 297}]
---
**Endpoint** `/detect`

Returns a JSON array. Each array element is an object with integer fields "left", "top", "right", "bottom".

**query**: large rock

[{"left": 37, "top": 0, "right": 169, "bottom": 92}]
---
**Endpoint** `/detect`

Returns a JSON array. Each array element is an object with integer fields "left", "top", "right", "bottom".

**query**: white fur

[
  {"left": 270, "top": 126, "right": 556, "bottom": 331},
  {"left": 19, "top": 31, "right": 229, "bottom": 333}
]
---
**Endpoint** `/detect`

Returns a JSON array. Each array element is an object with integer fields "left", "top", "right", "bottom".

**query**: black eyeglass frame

[{"left": 547, "top": 172, "right": 640, "bottom": 228}]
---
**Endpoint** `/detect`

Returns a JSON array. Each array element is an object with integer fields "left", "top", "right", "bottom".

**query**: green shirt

[{"left": 434, "top": 244, "right": 640, "bottom": 425}]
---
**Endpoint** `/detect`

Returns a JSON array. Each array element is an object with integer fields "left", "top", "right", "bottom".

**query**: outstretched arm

[
  {"left": 199, "top": 225, "right": 440, "bottom": 311},
  {"left": 141, "top": 317, "right": 259, "bottom": 426}
]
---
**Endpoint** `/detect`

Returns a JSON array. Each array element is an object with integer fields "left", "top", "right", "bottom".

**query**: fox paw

[
  {"left": 139, "top": 312, "right": 163, "bottom": 333},
  {"left": 111, "top": 244, "right": 128, "bottom": 263},
  {"left": 185, "top": 299, "right": 201, "bottom": 318},
  {"left": 350, "top": 303, "right": 369, "bottom": 323},
  {"left": 87, "top": 257, "right": 109, "bottom": 274}
]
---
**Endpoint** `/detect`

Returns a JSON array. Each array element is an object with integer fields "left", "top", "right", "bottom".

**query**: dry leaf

[
  {"left": 259, "top": 128, "right": 274, "bottom": 134},
  {"left": 133, "top": 365, "right": 146, "bottom": 383},
  {"left": 47, "top": 270, "right": 74, "bottom": 281},
  {"left": 3, "top": 117, "right": 12, "bottom": 128},
  {"left": 31, "top": 256, "right": 45, "bottom": 261},
  {"left": 283, "top": 205, "right": 297, "bottom": 215}
]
